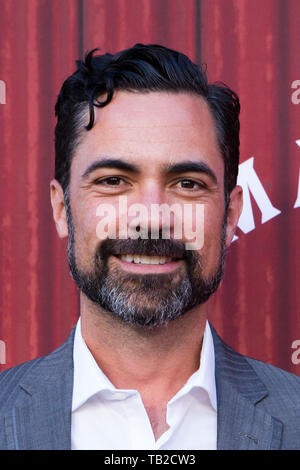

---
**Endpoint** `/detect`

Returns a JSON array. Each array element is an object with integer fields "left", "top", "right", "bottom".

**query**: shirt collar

[
  {"left": 168, "top": 320, "right": 217, "bottom": 411},
  {"left": 72, "top": 317, "right": 217, "bottom": 412},
  {"left": 72, "top": 317, "right": 117, "bottom": 411}
]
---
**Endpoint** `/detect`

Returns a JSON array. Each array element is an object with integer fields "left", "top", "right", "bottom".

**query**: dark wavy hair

[{"left": 54, "top": 43, "right": 240, "bottom": 204}]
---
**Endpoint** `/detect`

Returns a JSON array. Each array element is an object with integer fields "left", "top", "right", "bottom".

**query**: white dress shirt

[{"left": 71, "top": 317, "right": 217, "bottom": 450}]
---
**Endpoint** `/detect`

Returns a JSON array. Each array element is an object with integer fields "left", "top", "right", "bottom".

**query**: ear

[
  {"left": 50, "top": 179, "right": 69, "bottom": 238},
  {"left": 225, "top": 185, "right": 243, "bottom": 247}
]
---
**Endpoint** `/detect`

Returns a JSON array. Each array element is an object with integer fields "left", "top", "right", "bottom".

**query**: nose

[{"left": 125, "top": 182, "right": 180, "bottom": 240}]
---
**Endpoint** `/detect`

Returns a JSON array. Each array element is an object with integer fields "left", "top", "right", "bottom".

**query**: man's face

[{"left": 64, "top": 91, "right": 231, "bottom": 326}]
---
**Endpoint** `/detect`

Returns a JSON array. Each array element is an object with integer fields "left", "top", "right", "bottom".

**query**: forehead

[{"left": 71, "top": 91, "right": 223, "bottom": 180}]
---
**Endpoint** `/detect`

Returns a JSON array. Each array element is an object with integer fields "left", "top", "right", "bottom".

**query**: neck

[{"left": 80, "top": 294, "right": 209, "bottom": 403}]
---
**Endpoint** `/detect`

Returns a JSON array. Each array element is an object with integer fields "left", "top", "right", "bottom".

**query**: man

[{"left": 0, "top": 44, "right": 299, "bottom": 450}]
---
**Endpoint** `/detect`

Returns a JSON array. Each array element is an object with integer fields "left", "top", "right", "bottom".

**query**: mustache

[{"left": 98, "top": 238, "right": 187, "bottom": 259}]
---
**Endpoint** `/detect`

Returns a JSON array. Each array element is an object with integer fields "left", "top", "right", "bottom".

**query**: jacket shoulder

[
  {"left": 0, "top": 327, "right": 76, "bottom": 412},
  {"left": 246, "top": 355, "right": 300, "bottom": 404},
  {"left": 222, "top": 336, "right": 300, "bottom": 388},
  {"left": 210, "top": 323, "right": 300, "bottom": 408}
]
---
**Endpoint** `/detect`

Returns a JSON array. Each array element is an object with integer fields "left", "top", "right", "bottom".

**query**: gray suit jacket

[{"left": 0, "top": 324, "right": 300, "bottom": 450}]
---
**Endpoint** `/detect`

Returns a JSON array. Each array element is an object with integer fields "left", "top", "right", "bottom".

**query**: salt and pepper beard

[{"left": 65, "top": 188, "right": 228, "bottom": 327}]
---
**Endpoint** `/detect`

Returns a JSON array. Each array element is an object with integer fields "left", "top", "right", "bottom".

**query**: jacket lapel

[
  {"left": 3, "top": 328, "right": 75, "bottom": 450},
  {"left": 216, "top": 379, "right": 283, "bottom": 449},
  {"left": 210, "top": 324, "right": 283, "bottom": 450}
]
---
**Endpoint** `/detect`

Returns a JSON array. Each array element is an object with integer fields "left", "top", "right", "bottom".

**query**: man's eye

[
  {"left": 178, "top": 179, "right": 204, "bottom": 190},
  {"left": 95, "top": 176, "right": 123, "bottom": 186}
]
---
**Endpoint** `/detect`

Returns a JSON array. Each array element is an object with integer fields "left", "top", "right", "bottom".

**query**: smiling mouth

[{"left": 114, "top": 254, "right": 182, "bottom": 265}]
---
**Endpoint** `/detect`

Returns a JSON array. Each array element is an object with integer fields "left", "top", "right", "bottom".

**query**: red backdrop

[{"left": 0, "top": 0, "right": 299, "bottom": 373}]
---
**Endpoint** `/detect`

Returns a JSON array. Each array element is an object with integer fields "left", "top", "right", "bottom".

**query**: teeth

[
  {"left": 121, "top": 254, "right": 133, "bottom": 263},
  {"left": 119, "top": 254, "right": 173, "bottom": 265}
]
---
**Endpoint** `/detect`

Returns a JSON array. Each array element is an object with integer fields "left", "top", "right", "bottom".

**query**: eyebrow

[
  {"left": 81, "top": 157, "right": 218, "bottom": 184},
  {"left": 81, "top": 158, "right": 140, "bottom": 180},
  {"left": 163, "top": 161, "right": 218, "bottom": 184}
]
